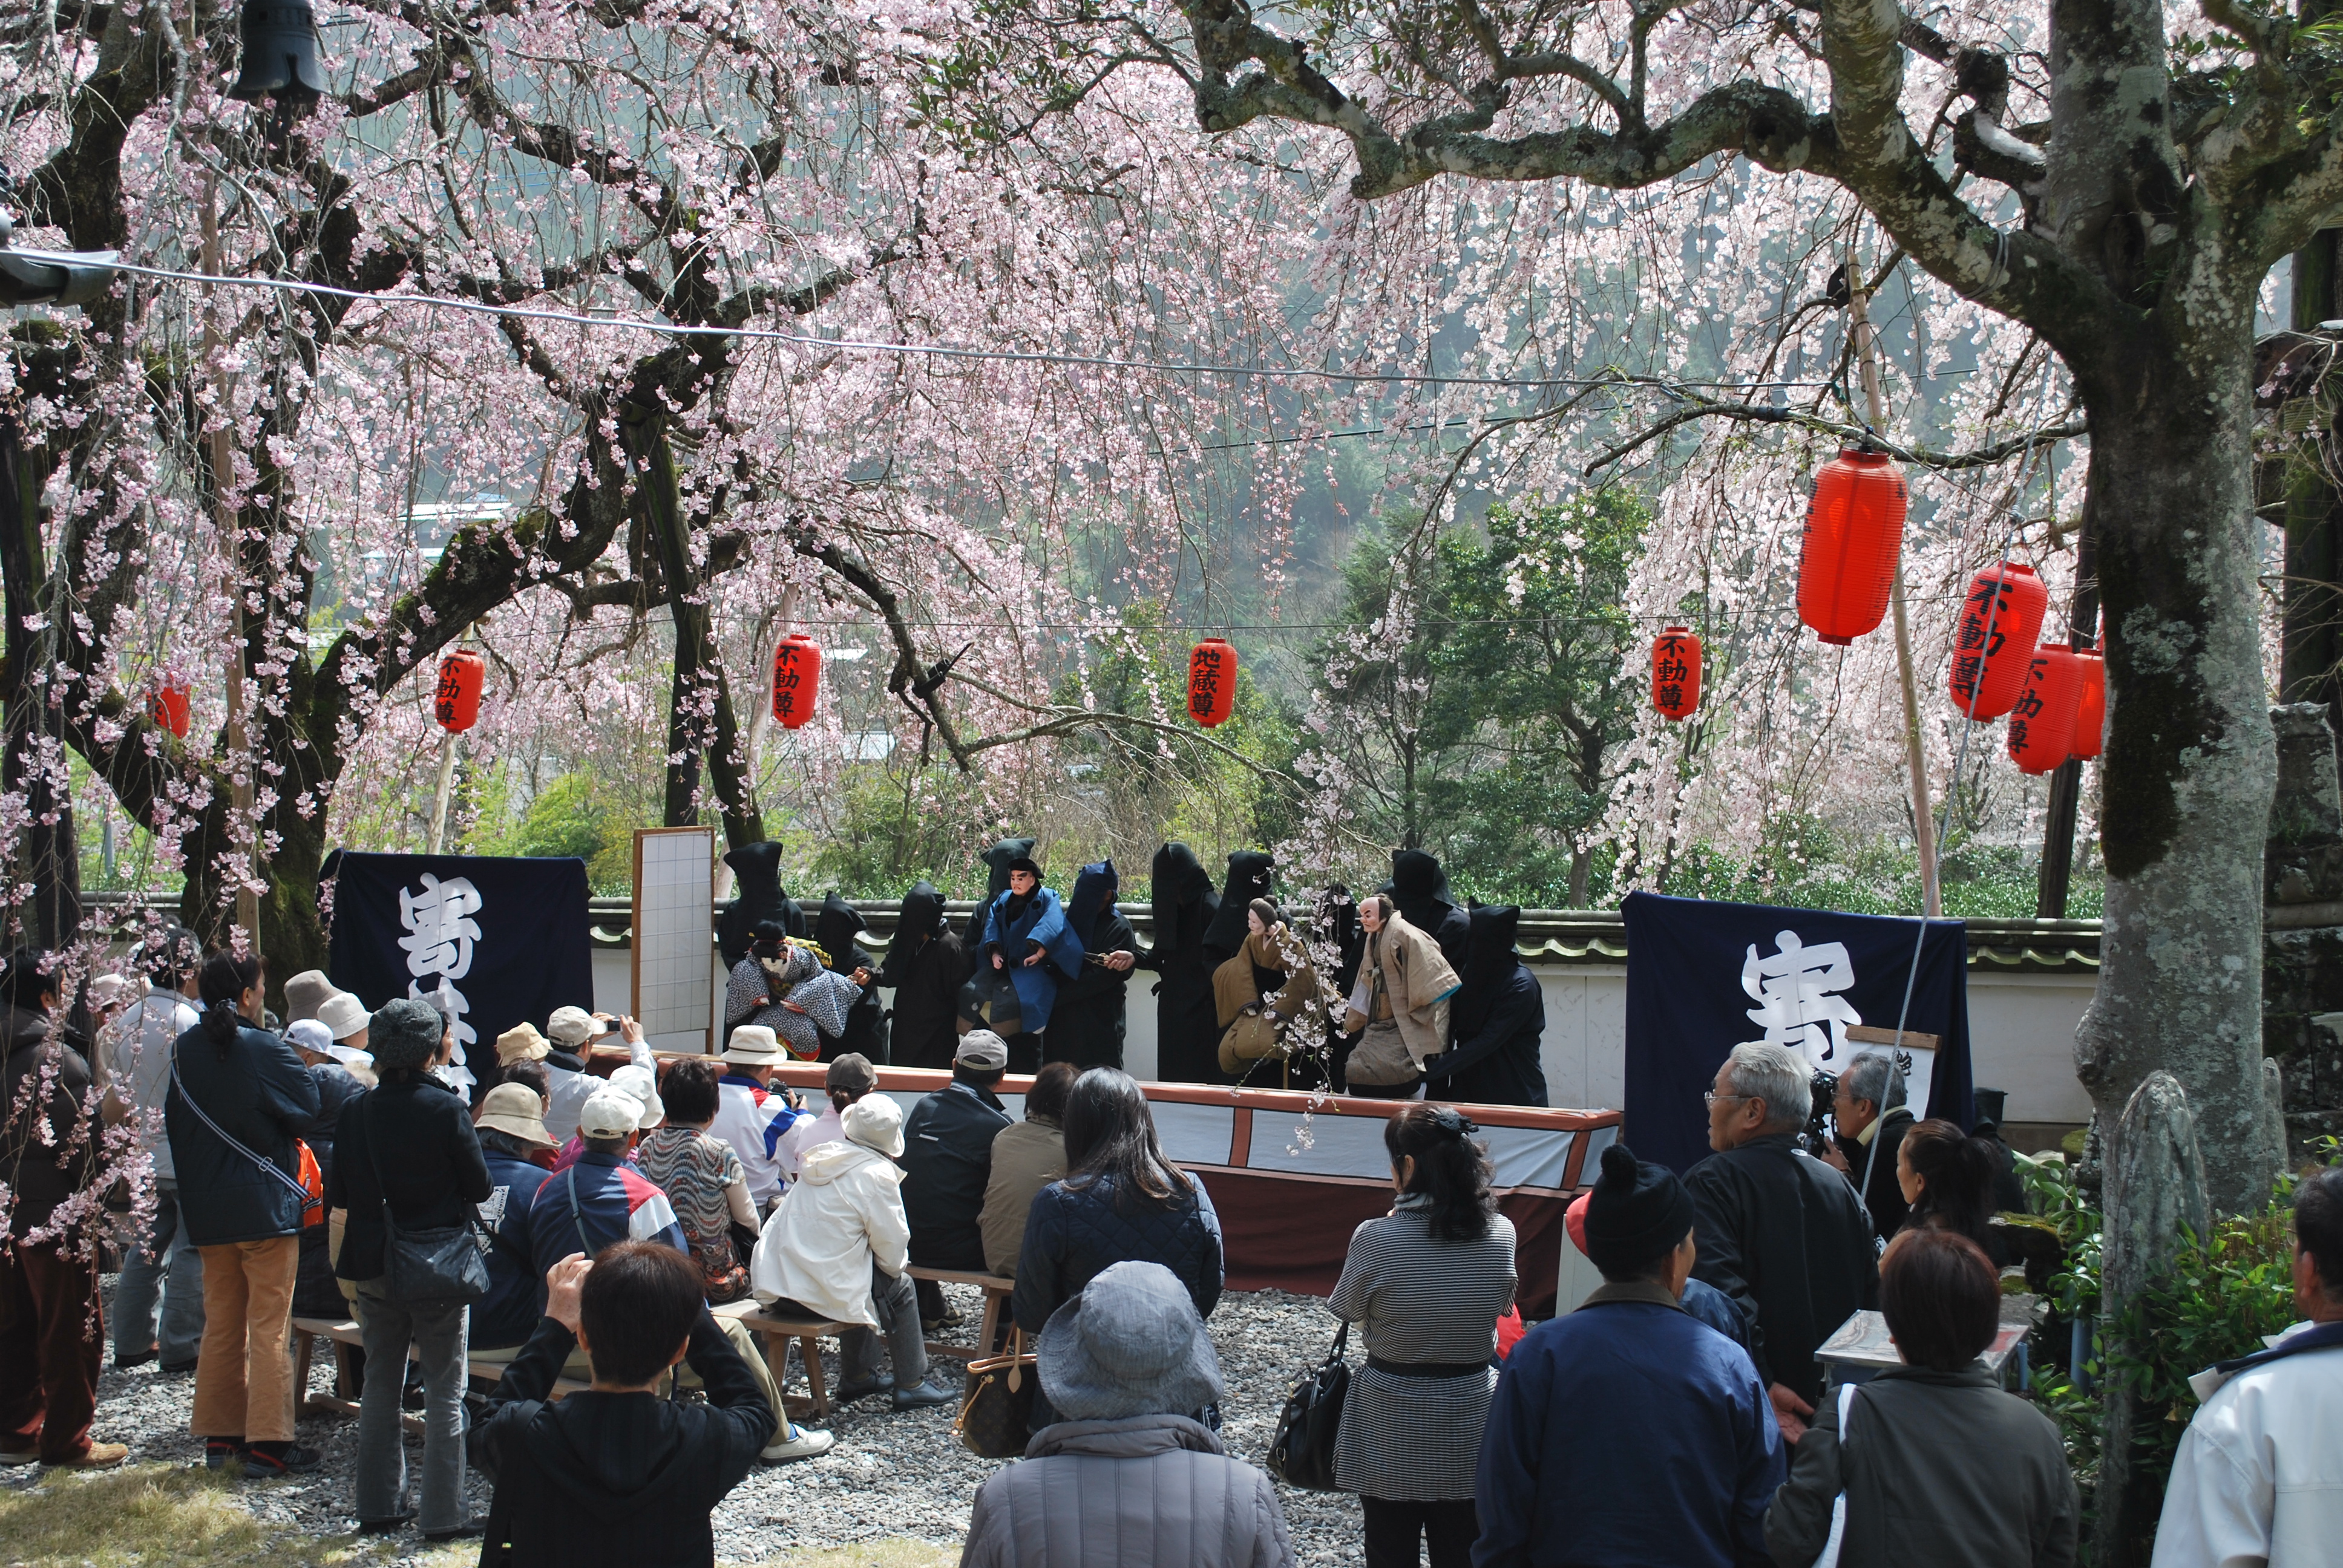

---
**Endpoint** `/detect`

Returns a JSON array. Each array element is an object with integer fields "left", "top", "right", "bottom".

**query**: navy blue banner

[
  {"left": 1621, "top": 890, "right": 1973, "bottom": 1173},
  {"left": 324, "top": 851, "right": 594, "bottom": 1096}
]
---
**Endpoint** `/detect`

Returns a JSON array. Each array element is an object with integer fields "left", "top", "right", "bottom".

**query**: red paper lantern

[
  {"left": 149, "top": 683, "right": 190, "bottom": 740},
  {"left": 1797, "top": 447, "right": 1909, "bottom": 646},
  {"left": 2007, "top": 647, "right": 2084, "bottom": 775},
  {"left": 2069, "top": 646, "right": 2105, "bottom": 762},
  {"left": 1187, "top": 638, "right": 1237, "bottom": 727},
  {"left": 433, "top": 649, "right": 485, "bottom": 733},
  {"left": 1948, "top": 561, "right": 2048, "bottom": 721},
  {"left": 772, "top": 633, "right": 822, "bottom": 730},
  {"left": 1651, "top": 626, "right": 1702, "bottom": 720}
]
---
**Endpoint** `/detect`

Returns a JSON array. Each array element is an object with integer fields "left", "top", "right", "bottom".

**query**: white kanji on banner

[
  {"left": 1741, "top": 929, "right": 1864, "bottom": 1069},
  {"left": 398, "top": 872, "right": 482, "bottom": 1090}
]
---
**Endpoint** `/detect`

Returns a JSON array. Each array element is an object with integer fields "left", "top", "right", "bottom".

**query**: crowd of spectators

[{"left": 1, "top": 907, "right": 2337, "bottom": 1568}]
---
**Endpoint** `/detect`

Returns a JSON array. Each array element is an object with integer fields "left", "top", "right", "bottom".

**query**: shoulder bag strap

[
  {"left": 565, "top": 1166, "right": 593, "bottom": 1258},
  {"left": 169, "top": 1040, "right": 307, "bottom": 1203}
]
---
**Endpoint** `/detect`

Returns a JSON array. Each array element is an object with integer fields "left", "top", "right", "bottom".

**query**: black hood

[
  {"left": 718, "top": 841, "right": 804, "bottom": 966},
  {"left": 816, "top": 891, "right": 870, "bottom": 968},
  {"left": 962, "top": 837, "right": 1038, "bottom": 941},
  {"left": 1201, "top": 850, "right": 1274, "bottom": 956},
  {"left": 1067, "top": 860, "right": 1119, "bottom": 936},
  {"left": 1451, "top": 903, "right": 1524, "bottom": 1039},
  {"left": 886, "top": 880, "right": 948, "bottom": 966},
  {"left": 1311, "top": 884, "right": 1364, "bottom": 992},
  {"left": 1149, "top": 841, "right": 1216, "bottom": 956}
]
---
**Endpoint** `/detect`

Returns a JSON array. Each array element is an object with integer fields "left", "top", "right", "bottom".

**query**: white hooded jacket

[{"left": 749, "top": 1109, "right": 909, "bottom": 1329}]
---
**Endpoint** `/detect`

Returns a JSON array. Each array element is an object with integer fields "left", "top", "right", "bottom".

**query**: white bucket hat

[
  {"left": 723, "top": 1025, "right": 789, "bottom": 1065},
  {"left": 606, "top": 1063, "right": 666, "bottom": 1129},
  {"left": 842, "top": 1093, "right": 905, "bottom": 1159}
]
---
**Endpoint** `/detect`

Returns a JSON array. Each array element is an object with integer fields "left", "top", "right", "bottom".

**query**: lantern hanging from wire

[
  {"left": 2068, "top": 645, "right": 2106, "bottom": 762},
  {"left": 1947, "top": 561, "right": 2047, "bottom": 721},
  {"left": 433, "top": 649, "right": 485, "bottom": 733},
  {"left": 1796, "top": 446, "right": 1909, "bottom": 645},
  {"left": 1651, "top": 626, "right": 1702, "bottom": 720},
  {"left": 2007, "top": 647, "right": 2084, "bottom": 775},
  {"left": 1188, "top": 638, "right": 1237, "bottom": 727},
  {"left": 229, "top": 0, "right": 330, "bottom": 109},
  {"left": 772, "top": 633, "right": 822, "bottom": 730},
  {"left": 149, "top": 682, "right": 191, "bottom": 740}
]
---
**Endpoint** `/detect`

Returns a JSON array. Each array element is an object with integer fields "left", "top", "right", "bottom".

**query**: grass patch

[
  {"left": 739, "top": 1544, "right": 960, "bottom": 1568},
  {"left": 0, "top": 1463, "right": 427, "bottom": 1568}
]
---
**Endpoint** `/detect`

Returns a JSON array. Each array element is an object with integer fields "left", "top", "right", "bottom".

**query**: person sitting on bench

[{"left": 470, "top": 1247, "right": 785, "bottom": 1567}]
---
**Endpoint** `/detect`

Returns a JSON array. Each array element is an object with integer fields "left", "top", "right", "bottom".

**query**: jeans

[
  {"left": 0, "top": 1241, "right": 102, "bottom": 1462},
  {"left": 353, "top": 1281, "right": 468, "bottom": 1532},
  {"left": 840, "top": 1263, "right": 928, "bottom": 1389},
  {"left": 112, "top": 1180, "right": 206, "bottom": 1365},
  {"left": 191, "top": 1236, "right": 299, "bottom": 1443},
  {"left": 1362, "top": 1495, "right": 1479, "bottom": 1568}
]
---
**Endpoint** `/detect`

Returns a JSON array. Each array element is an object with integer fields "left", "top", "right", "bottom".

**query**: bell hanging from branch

[{"left": 229, "top": 0, "right": 329, "bottom": 110}]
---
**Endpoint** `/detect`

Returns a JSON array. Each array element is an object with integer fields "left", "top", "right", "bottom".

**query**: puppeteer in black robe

[
  {"left": 878, "top": 880, "right": 969, "bottom": 1070},
  {"left": 1423, "top": 904, "right": 1547, "bottom": 1107},
  {"left": 1199, "top": 850, "right": 1275, "bottom": 969},
  {"left": 1043, "top": 861, "right": 1139, "bottom": 1071},
  {"left": 814, "top": 892, "right": 884, "bottom": 1062},
  {"left": 1384, "top": 848, "right": 1471, "bottom": 975},
  {"left": 717, "top": 841, "right": 807, "bottom": 970},
  {"left": 1137, "top": 841, "right": 1219, "bottom": 1083}
]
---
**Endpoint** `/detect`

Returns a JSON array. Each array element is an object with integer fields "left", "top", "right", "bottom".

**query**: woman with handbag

[
  {"left": 327, "top": 998, "right": 491, "bottom": 1539},
  {"left": 1210, "top": 899, "right": 1319, "bottom": 1084},
  {"left": 635, "top": 1057, "right": 759, "bottom": 1304},
  {"left": 1328, "top": 1103, "right": 1516, "bottom": 1568},
  {"left": 165, "top": 951, "right": 323, "bottom": 1478}
]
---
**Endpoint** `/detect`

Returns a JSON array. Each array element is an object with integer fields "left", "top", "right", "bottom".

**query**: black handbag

[
  {"left": 953, "top": 1327, "right": 1038, "bottom": 1459},
  {"left": 1267, "top": 1321, "right": 1349, "bottom": 1489},
  {"left": 367, "top": 1097, "right": 491, "bottom": 1307}
]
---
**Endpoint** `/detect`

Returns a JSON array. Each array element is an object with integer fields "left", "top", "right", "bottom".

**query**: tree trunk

[
  {"left": 2282, "top": 227, "right": 2343, "bottom": 765},
  {"left": 0, "top": 412, "right": 81, "bottom": 952},
  {"left": 2074, "top": 300, "right": 2279, "bottom": 1217}
]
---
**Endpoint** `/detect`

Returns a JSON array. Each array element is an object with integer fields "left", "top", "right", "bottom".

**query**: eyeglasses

[{"left": 1703, "top": 1092, "right": 1750, "bottom": 1108}]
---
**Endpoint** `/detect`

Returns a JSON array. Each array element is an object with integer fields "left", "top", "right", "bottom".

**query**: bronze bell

[{"left": 228, "top": 0, "right": 328, "bottom": 107}]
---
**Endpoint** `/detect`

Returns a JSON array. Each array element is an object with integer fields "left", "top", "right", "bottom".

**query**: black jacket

[
  {"left": 1423, "top": 964, "right": 1547, "bottom": 1107},
  {"left": 469, "top": 1310, "right": 776, "bottom": 1568},
  {"left": 1386, "top": 849, "right": 1471, "bottom": 975},
  {"left": 900, "top": 1079, "right": 1010, "bottom": 1270},
  {"left": 715, "top": 840, "right": 806, "bottom": 969},
  {"left": 814, "top": 892, "right": 884, "bottom": 1060},
  {"left": 1141, "top": 841, "right": 1220, "bottom": 1084},
  {"left": 1765, "top": 1361, "right": 2079, "bottom": 1568},
  {"left": 166, "top": 1021, "right": 322, "bottom": 1246},
  {"left": 1835, "top": 1105, "right": 1914, "bottom": 1242},
  {"left": 1, "top": 1009, "right": 96, "bottom": 1240},
  {"left": 326, "top": 1077, "right": 493, "bottom": 1282},
  {"left": 1044, "top": 862, "right": 1137, "bottom": 1070},
  {"left": 1686, "top": 1133, "right": 1879, "bottom": 1403},
  {"left": 880, "top": 881, "right": 971, "bottom": 1071}
]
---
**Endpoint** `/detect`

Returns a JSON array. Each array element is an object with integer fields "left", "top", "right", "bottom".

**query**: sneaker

[
  {"left": 241, "top": 1443, "right": 323, "bottom": 1479},
  {"left": 761, "top": 1425, "right": 835, "bottom": 1463},
  {"left": 830, "top": 1375, "right": 894, "bottom": 1403},
  {"left": 47, "top": 1442, "right": 129, "bottom": 1470},
  {"left": 113, "top": 1348, "right": 158, "bottom": 1371},
  {"left": 204, "top": 1439, "right": 246, "bottom": 1471},
  {"left": 920, "top": 1306, "right": 965, "bottom": 1332},
  {"left": 159, "top": 1358, "right": 199, "bottom": 1375},
  {"left": 1, "top": 1444, "right": 39, "bottom": 1466},
  {"left": 890, "top": 1379, "right": 956, "bottom": 1412}
]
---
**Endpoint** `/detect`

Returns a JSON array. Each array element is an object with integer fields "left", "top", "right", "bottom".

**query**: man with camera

[
  {"left": 1815, "top": 1049, "right": 1915, "bottom": 1243},
  {"left": 1686, "top": 1042, "right": 1879, "bottom": 1443}
]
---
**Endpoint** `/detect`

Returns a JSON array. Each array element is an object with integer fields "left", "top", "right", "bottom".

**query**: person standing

[
  {"left": 1895, "top": 1119, "right": 2009, "bottom": 1264},
  {"left": 977, "top": 854, "right": 1087, "bottom": 1073},
  {"left": 1331, "top": 1103, "right": 1516, "bottom": 1568},
  {"left": 876, "top": 881, "right": 969, "bottom": 1070},
  {"left": 1199, "top": 851, "right": 1276, "bottom": 973},
  {"left": 980, "top": 1060, "right": 1077, "bottom": 1279},
  {"left": 1686, "top": 1041, "right": 1879, "bottom": 1443},
  {"left": 1423, "top": 906, "right": 1547, "bottom": 1108},
  {"left": 0, "top": 951, "right": 125, "bottom": 1469},
  {"left": 102, "top": 924, "right": 205, "bottom": 1373},
  {"left": 1138, "top": 841, "right": 1220, "bottom": 1084},
  {"left": 166, "top": 950, "right": 323, "bottom": 1477},
  {"left": 2152, "top": 1163, "right": 2343, "bottom": 1568},
  {"left": 1342, "top": 894, "right": 1461, "bottom": 1101},
  {"left": 1766, "top": 1228, "right": 2077, "bottom": 1568},
  {"left": 1818, "top": 1048, "right": 1914, "bottom": 1242},
  {"left": 902, "top": 1033, "right": 1013, "bottom": 1327},
  {"left": 328, "top": 999, "right": 490, "bottom": 1539},
  {"left": 814, "top": 893, "right": 885, "bottom": 1060},
  {"left": 1041, "top": 861, "right": 1139, "bottom": 1071},
  {"left": 1384, "top": 850, "right": 1470, "bottom": 975},
  {"left": 1474, "top": 1143, "right": 1783, "bottom": 1568}
]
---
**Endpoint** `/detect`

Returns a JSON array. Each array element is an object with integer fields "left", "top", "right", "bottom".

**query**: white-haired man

[{"left": 1688, "top": 1040, "right": 1879, "bottom": 1443}]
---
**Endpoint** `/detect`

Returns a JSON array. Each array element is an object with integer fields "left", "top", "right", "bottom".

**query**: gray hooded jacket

[{"left": 958, "top": 1414, "right": 1294, "bottom": 1568}]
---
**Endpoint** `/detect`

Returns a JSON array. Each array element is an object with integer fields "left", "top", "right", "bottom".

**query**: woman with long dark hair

[
  {"left": 165, "top": 951, "right": 323, "bottom": 1477},
  {"left": 1330, "top": 1102, "right": 1517, "bottom": 1568},
  {"left": 1896, "top": 1119, "right": 2009, "bottom": 1264},
  {"left": 1011, "top": 1069, "right": 1225, "bottom": 1426}
]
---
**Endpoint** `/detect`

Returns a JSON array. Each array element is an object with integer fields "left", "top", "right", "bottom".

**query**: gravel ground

[{"left": 11, "top": 1278, "right": 1371, "bottom": 1566}]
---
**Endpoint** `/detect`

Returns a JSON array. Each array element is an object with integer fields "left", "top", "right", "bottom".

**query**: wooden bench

[
  {"left": 906, "top": 1267, "right": 1017, "bottom": 1361},
  {"left": 710, "top": 1299, "right": 853, "bottom": 1419},
  {"left": 290, "top": 1316, "right": 588, "bottom": 1427}
]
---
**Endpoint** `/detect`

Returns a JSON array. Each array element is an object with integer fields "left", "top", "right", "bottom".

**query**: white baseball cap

[{"left": 578, "top": 1088, "right": 644, "bottom": 1139}]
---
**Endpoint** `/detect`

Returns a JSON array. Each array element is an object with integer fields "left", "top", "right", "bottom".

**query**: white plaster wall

[{"left": 590, "top": 945, "right": 2094, "bottom": 1124}]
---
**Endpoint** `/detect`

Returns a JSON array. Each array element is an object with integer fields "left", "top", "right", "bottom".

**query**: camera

[{"left": 1799, "top": 1069, "right": 1838, "bottom": 1158}]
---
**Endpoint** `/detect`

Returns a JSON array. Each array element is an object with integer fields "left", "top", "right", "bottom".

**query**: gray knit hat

[
  {"left": 1037, "top": 1260, "right": 1224, "bottom": 1423},
  {"left": 368, "top": 998, "right": 445, "bottom": 1072}
]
